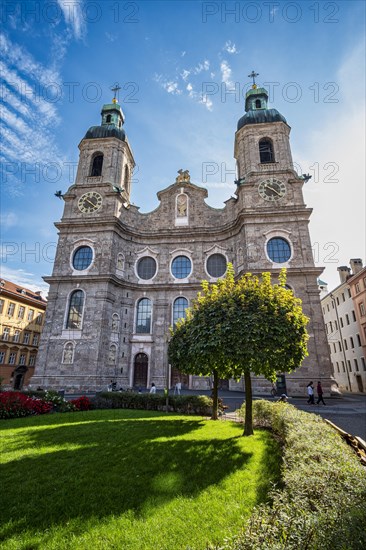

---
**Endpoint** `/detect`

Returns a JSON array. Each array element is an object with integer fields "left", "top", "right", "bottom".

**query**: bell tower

[{"left": 74, "top": 86, "right": 135, "bottom": 204}]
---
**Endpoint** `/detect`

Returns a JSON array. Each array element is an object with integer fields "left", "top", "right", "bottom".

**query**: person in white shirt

[
  {"left": 307, "top": 381, "right": 315, "bottom": 404},
  {"left": 149, "top": 383, "right": 156, "bottom": 394}
]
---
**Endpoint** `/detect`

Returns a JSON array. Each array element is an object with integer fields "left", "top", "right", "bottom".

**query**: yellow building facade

[{"left": 0, "top": 279, "right": 47, "bottom": 390}]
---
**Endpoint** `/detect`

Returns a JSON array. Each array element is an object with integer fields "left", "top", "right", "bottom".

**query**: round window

[
  {"left": 171, "top": 255, "right": 192, "bottom": 279},
  {"left": 72, "top": 246, "right": 93, "bottom": 270},
  {"left": 267, "top": 237, "right": 291, "bottom": 263},
  {"left": 137, "top": 257, "right": 157, "bottom": 280},
  {"left": 207, "top": 253, "right": 226, "bottom": 278}
]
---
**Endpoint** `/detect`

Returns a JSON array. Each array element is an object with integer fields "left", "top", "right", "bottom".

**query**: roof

[
  {"left": 84, "top": 125, "right": 126, "bottom": 142},
  {"left": 0, "top": 278, "right": 47, "bottom": 307},
  {"left": 237, "top": 108, "right": 287, "bottom": 131}
]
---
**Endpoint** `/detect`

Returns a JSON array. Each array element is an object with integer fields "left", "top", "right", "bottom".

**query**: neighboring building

[
  {"left": 32, "top": 80, "right": 332, "bottom": 395},
  {"left": 321, "top": 260, "right": 366, "bottom": 393},
  {"left": 0, "top": 279, "right": 47, "bottom": 389}
]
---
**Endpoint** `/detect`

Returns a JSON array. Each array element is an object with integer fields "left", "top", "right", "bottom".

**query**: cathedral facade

[{"left": 32, "top": 84, "right": 332, "bottom": 395}]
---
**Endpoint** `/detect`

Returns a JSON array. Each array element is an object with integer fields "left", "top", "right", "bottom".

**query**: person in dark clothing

[{"left": 316, "top": 381, "right": 326, "bottom": 405}]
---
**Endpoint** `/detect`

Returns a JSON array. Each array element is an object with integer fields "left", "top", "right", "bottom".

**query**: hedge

[
  {"left": 222, "top": 400, "right": 366, "bottom": 550},
  {"left": 93, "top": 391, "right": 213, "bottom": 416}
]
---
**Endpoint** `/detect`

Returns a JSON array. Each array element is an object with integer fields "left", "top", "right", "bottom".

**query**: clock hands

[{"left": 264, "top": 183, "right": 281, "bottom": 196}]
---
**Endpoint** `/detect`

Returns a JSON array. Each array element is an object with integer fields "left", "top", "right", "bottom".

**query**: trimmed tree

[{"left": 168, "top": 265, "right": 309, "bottom": 435}]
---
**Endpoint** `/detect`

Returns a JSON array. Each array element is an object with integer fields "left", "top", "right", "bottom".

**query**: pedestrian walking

[
  {"left": 307, "top": 381, "right": 315, "bottom": 404},
  {"left": 174, "top": 381, "right": 181, "bottom": 395},
  {"left": 316, "top": 381, "right": 326, "bottom": 405}
]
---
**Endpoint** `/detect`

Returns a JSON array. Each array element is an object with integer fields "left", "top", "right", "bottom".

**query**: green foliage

[
  {"left": 168, "top": 265, "right": 309, "bottom": 433},
  {"left": 228, "top": 401, "right": 366, "bottom": 550},
  {"left": 93, "top": 391, "right": 213, "bottom": 416}
]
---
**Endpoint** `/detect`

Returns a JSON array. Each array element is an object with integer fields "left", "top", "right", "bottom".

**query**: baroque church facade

[{"left": 32, "top": 82, "right": 333, "bottom": 395}]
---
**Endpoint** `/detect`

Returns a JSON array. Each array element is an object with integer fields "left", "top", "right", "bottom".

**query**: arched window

[
  {"left": 112, "top": 313, "right": 120, "bottom": 332},
  {"left": 255, "top": 99, "right": 261, "bottom": 108},
  {"left": 173, "top": 297, "right": 188, "bottom": 327},
  {"left": 136, "top": 298, "right": 152, "bottom": 333},
  {"left": 66, "top": 290, "right": 84, "bottom": 329},
  {"left": 123, "top": 165, "right": 130, "bottom": 192},
  {"left": 62, "top": 342, "right": 75, "bottom": 364},
  {"left": 259, "top": 139, "right": 275, "bottom": 163},
  {"left": 134, "top": 353, "right": 148, "bottom": 387},
  {"left": 106, "top": 114, "right": 111, "bottom": 123},
  {"left": 90, "top": 154, "right": 103, "bottom": 177}
]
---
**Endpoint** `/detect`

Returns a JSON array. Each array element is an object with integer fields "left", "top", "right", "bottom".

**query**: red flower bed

[
  {"left": 0, "top": 392, "right": 53, "bottom": 419},
  {"left": 70, "top": 396, "right": 92, "bottom": 411}
]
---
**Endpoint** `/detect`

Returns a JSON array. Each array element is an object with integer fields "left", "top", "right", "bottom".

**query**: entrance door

[
  {"left": 133, "top": 353, "right": 148, "bottom": 388},
  {"left": 14, "top": 373, "right": 23, "bottom": 390},
  {"left": 356, "top": 375, "right": 364, "bottom": 393}
]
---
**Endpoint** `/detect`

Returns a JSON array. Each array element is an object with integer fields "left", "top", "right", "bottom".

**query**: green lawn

[{"left": 0, "top": 410, "right": 281, "bottom": 549}]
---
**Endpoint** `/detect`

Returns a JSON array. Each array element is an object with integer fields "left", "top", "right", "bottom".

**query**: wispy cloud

[
  {"left": 220, "top": 60, "right": 235, "bottom": 90},
  {"left": 154, "top": 74, "right": 182, "bottom": 95},
  {"left": 0, "top": 212, "right": 18, "bottom": 229},
  {"left": 57, "top": 0, "right": 86, "bottom": 39},
  {"left": 0, "top": 265, "right": 49, "bottom": 298},
  {"left": 223, "top": 41, "right": 238, "bottom": 54}
]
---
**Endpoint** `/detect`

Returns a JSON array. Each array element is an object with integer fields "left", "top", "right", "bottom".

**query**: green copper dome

[
  {"left": 237, "top": 85, "right": 287, "bottom": 130},
  {"left": 84, "top": 125, "right": 126, "bottom": 141},
  {"left": 84, "top": 100, "right": 126, "bottom": 141}
]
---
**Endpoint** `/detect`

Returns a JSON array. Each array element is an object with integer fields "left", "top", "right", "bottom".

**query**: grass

[{"left": 0, "top": 410, "right": 281, "bottom": 550}]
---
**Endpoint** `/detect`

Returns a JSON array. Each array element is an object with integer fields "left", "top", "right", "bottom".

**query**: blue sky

[{"left": 1, "top": 0, "right": 365, "bottom": 295}]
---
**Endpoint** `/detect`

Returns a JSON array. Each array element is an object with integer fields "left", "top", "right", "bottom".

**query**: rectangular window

[
  {"left": 340, "top": 317, "right": 344, "bottom": 328},
  {"left": 352, "top": 310, "right": 356, "bottom": 322},
  {"left": 29, "top": 355, "right": 36, "bottom": 367},
  {"left": 342, "top": 361, "right": 345, "bottom": 372},
  {"left": 32, "top": 334, "right": 39, "bottom": 346},
  {"left": 18, "top": 306, "right": 25, "bottom": 319},
  {"left": 359, "top": 303, "right": 365, "bottom": 316},
  {"left": 0, "top": 299, "right": 4, "bottom": 313},
  {"left": 338, "top": 341, "right": 342, "bottom": 351},
  {"left": 350, "top": 337, "right": 354, "bottom": 348},
  {"left": 336, "top": 297, "right": 340, "bottom": 305},
  {"left": 7, "top": 302, "right": 15, "bottom": 316},
  {"left": 23, "top": 332, "right": 30, "bottom": 345},
  {"left": 342, "top": 293, "right": 345, "bottom": 302},
  {"left": 364, "top": 277, "right": 366, "bottom": 289},
  {"left": 36, "top": 313, "right": 43, "bottom": 325},
  {"left": 336, "top": 362, "right": 340, "bottom": 373},
  {"left": 329, "top": 321, "right": 333, "bottom": 332},
  {"left": 344, "top": 339, "right": 348, "bottom": 350},
  {"left": 354, "top": 359, "right": 359, "bottom": 371},
  {"left": 357, "top": 334, "right": 361, "bottom": 347},
  {"left": 9, "top": 352, "right": 16, "bottom": 365},
  {"left": 0, "top": 351, "right": 5, "bottom": 364},
  {"left": 355, "top": 283, "right": 360, "bottom": 293},
  {"left": 327, "top": 304, "right": 330, "bottom": 312},
  {"left": 347, "top": 360, "right": 352, "bottom": 372},
  {"left": 346, "top": 314, "right": 350, "bottom": 325},
  {"left": 19, "top": 354, "right": 26, "bottom": 366},
  {"left": 361, "top": 357, "right": 366, "bottom": 371},
  {"left": 332, "top": 301, "right": 334, "bottom": 309},
  {"left": 333, "top": 343, "right": 336, "bottom": 353},
  {"left": 13, "top": 330, "right": 20, "bottom": 343},
  {"left": 27, "top": 309, "right": 35, "bottom": 321},
  {"left": 334, "top": 320, "right": 338, "bottom": 330},
  {"left": 2, "top": 327, "right": 10, "bottom": 341},
  {"left": 348, "top": 288, "right": 351, "bottom": 298}
]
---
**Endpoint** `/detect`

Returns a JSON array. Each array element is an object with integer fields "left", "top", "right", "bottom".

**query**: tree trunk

[
  {"left": 243, "top": 369, "right": 253, "bottom": 436},
  {"left": 211, "top": 370, "right": 218, "bottom": 420}
]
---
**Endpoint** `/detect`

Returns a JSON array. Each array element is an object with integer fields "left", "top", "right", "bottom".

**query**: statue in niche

[
  {"left": 108, "top": 346, "right": 116, "bottom": 364},
  {"left": 177, "top": 194, "right": 188, "bottom": 217},
  {"left": 112, "top": 314, "right": 120, "bottom": 332},
  {"left": 62, "top": 344, "right": 74, "bottom": 364},
  {"left": 117, "top": 254, "right": 124, "bottom": 270}
]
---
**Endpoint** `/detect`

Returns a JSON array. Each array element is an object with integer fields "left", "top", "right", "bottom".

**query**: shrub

[
  {"left": 227, "top": 401, "right": 366, "bottom": 550},
  {"left": 70, "top": 396, "right": 92, "bottom": 411},
  {"left": 0, "top": 392, "right": 52, "bottom": 419},
  {"left": 92, "top": 391, "right": 212, "bottom": 415}
]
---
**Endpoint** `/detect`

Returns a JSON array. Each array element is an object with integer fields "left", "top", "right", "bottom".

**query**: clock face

[
  {"left": 78, "top": 191, "right": 103, "bottom": 213},
  {"left": 258, "top": 179, "right": 286, "bottom": 201}
]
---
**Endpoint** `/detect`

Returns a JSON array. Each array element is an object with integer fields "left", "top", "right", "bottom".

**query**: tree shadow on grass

[{"left": 0, "top": 412, "right": 279, "bottom": 545}]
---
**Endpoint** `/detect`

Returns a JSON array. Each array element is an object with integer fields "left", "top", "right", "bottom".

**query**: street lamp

[{"left": 164, "top": 332, "right": 171, "bottom": 413}]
